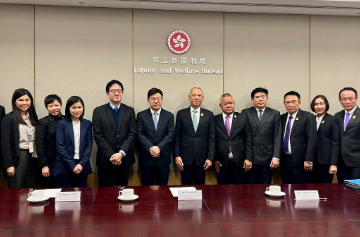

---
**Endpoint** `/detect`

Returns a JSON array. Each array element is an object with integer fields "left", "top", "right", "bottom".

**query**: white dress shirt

[
  {"left": 73, "top": 121, "right": 80, "bottom": 160},
  {"left": 316, "top": 114, "right": 325, "bottom": 130},
  {"left": 190, "top": 107, "right": 201, "bottom": 128},
  {"left": 283, "top": 110, "right": 299, "bottom": 155}
]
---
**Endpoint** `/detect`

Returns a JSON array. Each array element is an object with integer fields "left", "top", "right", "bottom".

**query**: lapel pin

[
  {"left": 201, "top": 113, "right": 204, "bottom": 116},
  {"left": 234, "top": 115, "right": 237, "bottom": 118},
  {"left": 296, "top": 118, "right": 299, "bottom": 121},
  {"left": 322, "top": 121, "right": 325, "bottom": 124},
  {"left": 353, "top": 116, "right": 356, "bottom": 119}
]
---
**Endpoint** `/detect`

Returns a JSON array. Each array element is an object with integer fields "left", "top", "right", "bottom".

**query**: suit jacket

[
  {"left": 214, "top": 112, "right": 252, "bottom": 169},
  {"left": 137, "top": 108, "right": 175, "bottom": 166},
  {"left": 93, "top": 103, "right": 137, "bottom": 169},
  {"left": 281, "top": 109, "right": 317, "bottom": 167},
  {"left": 53, "top": 119, "right": 93, "bottom": 177},
  {"left": 0, "top": 105, "right": 5, "bottom": 167},
  {"left": 36, "top": 114, "right": 64, "bottom": 170},
  {"left": 335, "top": 107, "right": 360, "bottom": 167},
  {"left": 241, "top": 107, "right": 282, "bottom": 165},
  {"left": 174, "top": 107, "right": 215, "bottom": 165},
  {"left": 315, "top": 113, "right": 340, "bottom": 165},
  {"left": 1, "top": 112, "right": 20, "bottom": 169}
]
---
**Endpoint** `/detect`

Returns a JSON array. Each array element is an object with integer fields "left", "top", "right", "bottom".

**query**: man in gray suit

[
  {"left": 335, "top": 87, "right": 360, "bottom": 183},
  {"left": 242, "top": 88, "right": 282, "bottom": 184}
]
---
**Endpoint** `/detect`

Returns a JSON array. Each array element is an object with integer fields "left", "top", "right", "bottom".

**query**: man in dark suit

[
  {"left": 241, "top": 88, "right": 281, "bottom": 184},
  {"left": 335, "top": 87, "right": 360, "bottom": 182},
  {"left": 0, "top": 105, "right": 5, "bottom": 176},
  {"left": 174, "top": 87, "right": 215, "bottom": 185},
  {"left": 281, "top": 91, "right": 316, "bottom": 184},
  {"left": 214, "top": 93, "right": 252, "bottom": 184},
  {"left": 137, "top": 88, "right": 175, "bottom": 185},
  {"left": 93, "top": 80, "right": 137, "bottom": 187}
]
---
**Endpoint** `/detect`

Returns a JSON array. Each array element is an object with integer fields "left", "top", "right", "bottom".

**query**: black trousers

[
  {"left": 141, "top": 164, "right": 169, "bottom": 186},
  {"left": 98, "top": 165, "right": 130, "bottom": 187},
  {"left": 247, "top": 164, "right": 273, "bottom": 184},
  {"left": 311, "top": 158, "right": 333, "bottom": 184},
  {"left": 58, "top": 172, "right": 87, "bottom": 188},
  {"left": 181, "top": 161, "right": 206, "bottom": 185},
  {"left": 281, "top": 154, "right": 310, "bottom": 184},
  {"left": 217, "top": 160, "right": 244, "bottom": 185},
  {"left": 337, "top": 157, "right": 360, "bottom": 183}
]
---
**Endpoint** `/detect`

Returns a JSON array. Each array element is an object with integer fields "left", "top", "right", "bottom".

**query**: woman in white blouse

[
  {"left": 53, "top": 96, "right": 93, "bottom": 187},
  {"left": 1, "top": 88, "right": 38, "bottom": 188}
]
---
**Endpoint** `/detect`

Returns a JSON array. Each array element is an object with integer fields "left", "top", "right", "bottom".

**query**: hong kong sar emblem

[{"left": 167, "top": 30, "right": 191, "bottom": 54}]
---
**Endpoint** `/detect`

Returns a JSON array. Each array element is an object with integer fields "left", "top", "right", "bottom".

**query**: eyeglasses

[
  {"left": 149, "top": 97, "right": 162, "bottom": 102},
  {"left": 340, "top": 97, "right": 356, "bottom": 102},
  {"left": 109, "top": 89, "right": 123, "bottom": 94}
]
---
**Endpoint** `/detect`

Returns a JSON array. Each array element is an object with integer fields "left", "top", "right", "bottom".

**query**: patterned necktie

[
  {"left": 154, "top": 112, "right": 158, "bottom": 130},
  {"left": 114, "top": 107, "right": 119, "bottom": 112},
  {"left": 225, "top": 115, "right": 232, "bottom": 153},
  {"left": 344, "top": 112, "right": 350, "bottom": 131},
  {"left": 192, "top": 110, "right": 198, "bottom": 132},
  {"left": 259, "top": 110, "right": 263, "bottom": 122},
  {"left": 283, "top": 116, "right": 293, "bottom": 154}
]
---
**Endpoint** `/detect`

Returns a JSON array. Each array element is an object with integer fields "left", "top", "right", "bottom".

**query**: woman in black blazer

[
  {"left": 1, "top": 88, "right": 38, "bottom": 188},
  {"left": 310, "top": 95, "right": 340, "bottom": 183},
  {"left": 53, "top": 96, "right": 93, "bottom": 187},
  {"left": 36, "top": 94, "right": 64, "bottom": 188}
]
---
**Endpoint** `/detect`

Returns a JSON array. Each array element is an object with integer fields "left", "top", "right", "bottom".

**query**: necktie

[
  {"left": 192, "top": 110, "right": 198, "bottom": 132},
  {"left": 154, "top": 112, "right": 158, "bottom": 130},
  {"left": 283, "top": 116, "right": 293, "bottom": 154},
  {"left": 225, "top": 115, "right": 232, "bottom": 153},
  {"left": 259, "top": 110, "right": 263, "bottom": 122},
  {"left": 344, "top": 112, "right": 350, "bottom": 131},
  {"left": 114, "top": 107, "right": 119, "bottom": 112}
]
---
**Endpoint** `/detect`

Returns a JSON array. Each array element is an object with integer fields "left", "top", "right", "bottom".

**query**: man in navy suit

[
  {"left": 281, "top": 91, "right": 316, "bottom": 184},
  {"left": 335, "top": 87, "right": 360, "bottom": 182},
  {"left": 137, "top": 88, "right": 175, "bottom": 185},
  {"left": 174, "top": 87, "right": 215, "bottom": 185},
  {"left": 93, "top": 80, "right": 137, "bottom": 187}
]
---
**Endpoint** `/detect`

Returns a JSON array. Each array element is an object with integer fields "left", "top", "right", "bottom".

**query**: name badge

[
  {"left": 294, "top": 190, "right": 319, "bottom": 200},
  {"left": 178, "top": 190, "right": 202, "bottom": 200},
  {"left": 55, "top": 191, "right": 81, "bottom": 202}
]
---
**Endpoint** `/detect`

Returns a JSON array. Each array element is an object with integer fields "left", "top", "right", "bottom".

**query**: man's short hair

[
  {"left": 44, "top": 94, "right": 62, "bottom": 108},
  {"left": 284, "top": 91, "right": 301, "bottom": 101},
  {"left": 251, "top": 87, "right": 268, "bottom": 98},
  {"left": 339, "top": 87, "right": 358, "bottom": 98},
  {"left": 147, "top": 88, "right": 163, "bottom": 99},
  {"left": 219, "top": 93, "right": 233, "bottom": 104},
  {"left": 189, "top": 86, "right": 203, "bottom": 95},
  {"left": 106, "top": 80, "right": 124, "bottom": 93}
]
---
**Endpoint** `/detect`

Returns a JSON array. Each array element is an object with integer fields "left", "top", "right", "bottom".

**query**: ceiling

[{"left": 1, "top": 0, "right": 360, "bottom": 16}]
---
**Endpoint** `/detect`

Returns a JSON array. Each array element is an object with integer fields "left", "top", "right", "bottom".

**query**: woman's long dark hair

[{"left": 11, "top": 88, "right": 38, "bottom": 126}]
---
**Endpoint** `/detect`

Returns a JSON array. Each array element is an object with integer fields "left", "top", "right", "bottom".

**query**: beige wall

[{"left": 0, "top": 4, "right": 359, "bottom": 180}]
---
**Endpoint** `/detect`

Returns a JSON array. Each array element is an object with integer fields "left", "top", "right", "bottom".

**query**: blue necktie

[
  {"left": 154, "top": 112, "right": 158, "bottom": 130},
  {"left": 283, "top": 116, "right": 293, "bottom": 154},
  {"left": 114, "top": 107, "right": 118, "bottom": 112},
  {"left": 259, "top": 110, "right": 263, "bottom": 122}
]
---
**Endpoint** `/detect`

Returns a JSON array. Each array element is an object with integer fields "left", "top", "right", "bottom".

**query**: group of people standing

[{"left": 0, "top": 80, "right": 358, "bottom": 188}]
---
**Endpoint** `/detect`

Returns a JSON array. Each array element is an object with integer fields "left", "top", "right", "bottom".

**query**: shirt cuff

[
  {"left": 272, "top": 157, "right": 280, "bottom": 160},
  {"left": 119, "top": 150, "right": 126, "bottom": 157},
  {"left": 306, "top": 161, "right": 313, "bottom": 164}
]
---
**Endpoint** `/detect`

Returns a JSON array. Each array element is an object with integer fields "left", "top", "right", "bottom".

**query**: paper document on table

[
  {"left": 37, "top": 189, "right": 62, "bottom": 198},
  {"left": 169, "top": 187, "right": 196, "bottom": 197}
]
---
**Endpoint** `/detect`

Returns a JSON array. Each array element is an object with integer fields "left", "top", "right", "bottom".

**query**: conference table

[{"left": 0, "top": 184, "right": 359, "bottom": 237}]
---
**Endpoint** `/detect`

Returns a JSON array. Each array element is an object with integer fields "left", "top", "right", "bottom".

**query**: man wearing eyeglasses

[
  {"left": 241, "top": 88, "right": 282, "bottom": 184},
  {"left": 174, "top": 87, "right": 215, "bottom": 185},
  {"left": 335, "top": 87, "right": 360, "bottom": 183},
  {"left": 281, "top": 91, "right": 316, "bottom": 184},
  {"left": 92, "top": 80, "right": 137, "bottom": 187},
  {"left": 137, "top": 88, "right": 175, "bottom": 185}
]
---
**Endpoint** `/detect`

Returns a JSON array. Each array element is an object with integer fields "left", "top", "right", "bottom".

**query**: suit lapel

[
  {"left": 216, "top": 114, "right": 228, "bottom": 137},
  {"left": 259, "top": 108, "right": 270, "bottom": 130},
  {"left": 146, "top": 109, "right": 156, "bottom": 132},
  {"left": 66, "top": 120, "right": 75, "bottom": 147},
  {"left": 317, "top": 113, "right": 328, "bottom": 132},
  {"left": 105, "top": 104, "right": 117, "bottom": 131},
  {"left": 344, "top": 107, "right": 360, "bottom": 135},
  {"left": 229, "top": 112, "right": 237, "bottom": 138},
  {"left": 186, "top": 107, "right": 196, "bottom": 134},
  {"left": 117, "top": 104, "right": 125, "bottom": 133},
  {"left": 196, "top": 109, "right": 204, "bottom": 134},
  {"left": 290, "top": 109, "right": 302, "bottom": 136},
  {"left": 282, "top": 114, "right": 287, "bottom": 136},
  {"left": 339, "top": 110, "right": 345, "bottom": 135},
  {"left": 157, "top": 109, "right": 165, "bottom": 133},
  {"left": 250, "top": 108, "right": 261, "bottom": 129},
  {"left": 79, "top": 120, "right": 87, "bottom": 156}
]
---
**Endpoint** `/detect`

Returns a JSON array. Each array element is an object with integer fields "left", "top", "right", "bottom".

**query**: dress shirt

[
  {"left": 343, "top": 106, "right": 357, "bottom": 129},
  {"left": 255, "top": 107, "right": 266, "bottom": 119},
  {"left": 222, "top": 112, "right": 234, "bottom": 158},
  {"left": 150, "top": 107, "right": 161, "bottom": 123},
  {"left": 109, "top": 102, "right": 126, "bottom": 157},
  {"left": 73, "top": 121, "right": 80, "bottom": 160},
  {"left": 190, "top": 107, "right": 200, "bottom": 128},
  {"left": 283, "top": 110, "right": 299, "bottom": 155},
  {"left": 316, "top": 114, "right": 325, "bottom": 130},
  {"left": 19, "top": 112, "right": 37, "bottom": 157}
]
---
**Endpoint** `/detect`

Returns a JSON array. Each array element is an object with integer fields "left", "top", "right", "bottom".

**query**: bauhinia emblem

[{"left": 167, "top": 30, "right": 191, "bottom": 54}]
